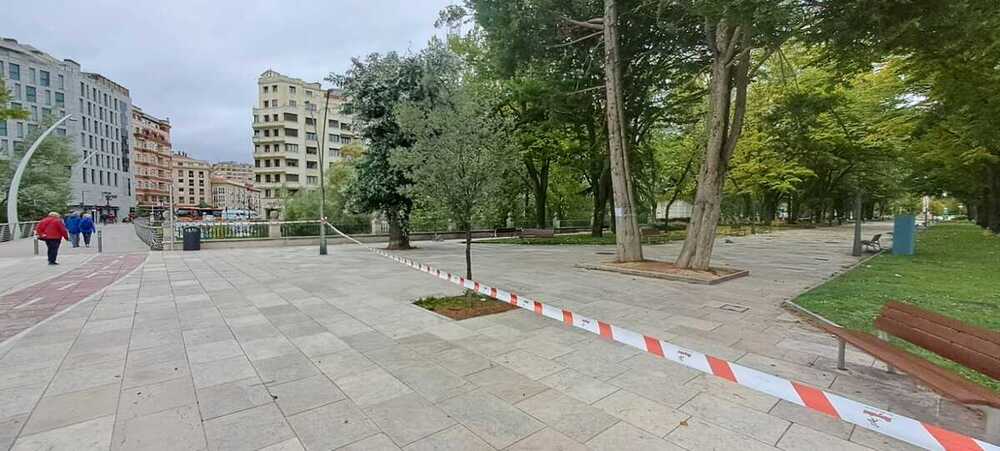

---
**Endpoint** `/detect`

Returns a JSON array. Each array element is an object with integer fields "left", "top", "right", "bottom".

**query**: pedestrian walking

[
  {"left": 80, "top": 213, "right": 96, "bottom": 248},
  {"left": 66, "top": 211, "right": 81, "bottom": 248},
  {"left": 35, "top": 212, "right": 69, "bottom": 265}
]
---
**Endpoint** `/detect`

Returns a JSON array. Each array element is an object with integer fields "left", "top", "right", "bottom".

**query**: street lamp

[
  {"left": 5, "top": 114, "right": 75, "bottom": 239},
  {"left": 313, "top": 89, "right": 333, "bottom": 255}
]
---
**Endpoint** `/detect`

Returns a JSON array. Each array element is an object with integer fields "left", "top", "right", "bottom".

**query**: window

[
  {"left": 306, "top": 147, "right": 317, "bottom": 155},
  {"left": 328, "top": 119, "right": 339, "bottom": 128},
  {"left": 342, "top": 136, "right": 352, "bottom": 144},
  {"left": 82, "top": 167, "right": 87, "bottom": 182},
  {"left": 288, "top": 100, "right": 296, "bottom": 107},
  {"left": 274, "top": 174, "right": 281, "bottom": 182},
  {"left": 264, "top": 159, "right": 271, "bottom": 168},
  {"left": 286, "top": 174, "right": 298, "bottom": 182},
  {"left": 57, "top": 74, "right": 64, "bottom": 89},
  {"left": 305, "top": 117, "right": 315, "bottom": 126},
  {"left": 254, "top": 160, "right": 260, "bottom": 167},
  {"left": 286, "top": 159, "right": 298, "bottom": 167},
  {"left": 284, "top": 128, "right": 298, "bottom": 137},
  {"left": 40, "top": 70, "right": 49, "bottom": 87},
  {"left": 0, "top": 121, "right": 6, "bottom": 136},
  {"left": 341, "top": 123, "right": 351, "bottom": 131},
  {"left": 16, "top": 122, "right": 23, "bottom": 138},
  {"left": 25, "top": 86, "right": 35, "bottom": 103},
  {"left": 306, "top": 90, "right": 313, "bottom": 97},
  {"left": 329, "top": 134, "right": 339, "bottom": 143},
  {"left": 307, "top": 176, "right": 318, "bottom": 185},
  {"left": 306, "top": 132, "right": 317, "bottom": 141},
  {"left": 289, "top": 86, "right": 296, "bottom": 94},
  {"left": 263, "top": 86, "right": 268, "bottom": 94},
  {"left": 30, "top": 106, "right": 37, "bottom": 121},
  {"left": 285, "top": 143, "right": 298, "bottom": 152},
  {"left": 283, "top": 112, "right": 298, "bottom": 122},
  {"left": 12, "top": 83, "right": 19, "bottom": 100},
  {"left": 55, "top": 92, "right": 64, "bottom": 106},
  {"left": 28, "top": 68, "right": 35, "bottom": 83},
  {"left": 306, "top": 161, "right": 317, "bottom": 169}
]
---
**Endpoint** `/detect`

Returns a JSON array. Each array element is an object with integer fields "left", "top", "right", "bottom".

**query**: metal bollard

[
  {"left": 33, "top": 237, "right": 39, "bottom": 256},
  {"left": 97, "top": 230, "right": 103, "bottom": 253}
]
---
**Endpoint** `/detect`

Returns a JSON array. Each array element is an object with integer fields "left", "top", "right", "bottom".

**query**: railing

[
  {"left": 132, "top": 218, "right": 164, "bottom": 250},
  {"left": 0, "top": 221, "right": 40, "bottom": 243},
  {"left": 173, "top": 221, "right": 273, "bottom": 240}
]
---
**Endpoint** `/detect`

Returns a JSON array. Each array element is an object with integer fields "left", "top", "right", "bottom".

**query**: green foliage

[
  {"left": 795, "top": 222, "right": 1000, "bottom": 390},
  {"left": 0, "top": 79, "right": 29, "bottom": 121},
  {"left": 282, "top": 162, "right": 368, "bottom": 230},
  {"left": 0, "top": 118, "right": 78, "bottom": 222}
]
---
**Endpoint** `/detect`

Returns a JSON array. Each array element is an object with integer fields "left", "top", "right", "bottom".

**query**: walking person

[
  {"left": 35, "top": 212, "right": 69, "bottom": 265},
  {"left": 66, "top": 211, "right": 81, "bottom": 248},
  {"left": 80, "top": 213, "right": 96, "bottom": 248}
]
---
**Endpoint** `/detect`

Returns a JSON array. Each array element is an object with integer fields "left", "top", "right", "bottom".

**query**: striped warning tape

[{"left": 325, "top": 224, "right": 997, "bottom": 451}]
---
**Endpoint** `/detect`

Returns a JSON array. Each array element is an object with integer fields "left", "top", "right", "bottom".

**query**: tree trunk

[
  {"left": 676, "top": 20, "right": 751, "bottom": 270},
  {"left": 525, "top": 159, "right": 550, "bottom": 228},
  {"left": 603, "top": 0, "right": 642, "bottom": 262},
  {"left": 591, "top": 164, "right": 611, "bottom": 237},
  {"left": 386, "top": 210, "right": 410, "bottom": 250},
  {"left": 465, "top": 227, "right": 473, "bottom": 279}
]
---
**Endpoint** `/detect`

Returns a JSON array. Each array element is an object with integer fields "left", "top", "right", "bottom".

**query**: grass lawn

[
  {"left": 794, "top": 222, "right": 999, "bottom": 391},
  {"left": 413, "top": 294, "right": 517, "bottom": 320},
  {"left": 480, "top": 232, "right": 686, "bottom": 245}
]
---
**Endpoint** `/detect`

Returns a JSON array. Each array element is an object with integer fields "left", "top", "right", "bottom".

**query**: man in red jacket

[{"left": 35, "top": 212, "right": 69, "bottom": 265}]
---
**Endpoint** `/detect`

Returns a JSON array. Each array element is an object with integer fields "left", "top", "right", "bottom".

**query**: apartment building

[
  {"left": 212, "top": 161, "right": 254, "bottom": 185},
  {"left": 251, "top": 69, "right": 361, "bottom": 217},
  {"left": 132, "top": 106, "right": 172, "bottom": 209},
  {"left": 211, "top": 177, "right": 260, "bottom": 216},
  {"left": 0, "top": 37, "right": 134, "bottom": 216},
  {"left": 172, "top": 151, "right": 213, "bottom": 207}
]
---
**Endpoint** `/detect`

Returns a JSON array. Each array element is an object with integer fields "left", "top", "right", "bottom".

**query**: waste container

[
  {"left": 892, "top": 214, "right": 916, "bottom": 255},
  {"left": 182, "top": 226, "right": 201, "bottom": 251}
]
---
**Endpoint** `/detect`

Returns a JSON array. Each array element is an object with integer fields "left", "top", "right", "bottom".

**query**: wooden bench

[
  {"left": 860, "top": 233, "right": 882, "bottom": 251},
  {"left": 817, "top": 301, "right": 1000, "bottom": 441},
  {"left": 518, "top": 228, "right": 555, "bottom": 239}
]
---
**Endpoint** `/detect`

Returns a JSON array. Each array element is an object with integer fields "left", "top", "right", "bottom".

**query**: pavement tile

[
  {"left": 507, "top": 428, "right": 589, "bottom": 451},
  {"left": 336, "top": 433, "right": 400, "bottom": 451},
  {"left": 46, "top": 359, "right": 124, "bottom": 396},
  {"left": 553, "top": 350, "right": 628, "bottom": 381},
  {"left": 429, "top": 346, "right": 491, "bottom": 376},
  {"left": 777, "top": 423, "right": 871, "bottom": 451},
  {"left": 363, "top": 392, "right": 455, "bottom": 446},
  {"left": 607, "top": 368, "right": 699, "bottom": 408},
  {"left": 11, "top": 414, "right": 114, "bottom": 451},
  {"left": 203, "top": 403, "right": 294, "bottom": 451},
  {"left": 241, "top": 337, "right": 298, "bottom": 361},
  {"left": 363, "top": 345, "right": 425, "bottom": 372},
  {"left": 392, "top": 363, "right": 475, "bottom": 403},
  {"left": 60, "top": 344, "right": 128, "bottom": 369},
  {"left": 267, "top": 374, "right": 345, "bottom": 415},
  {"left": 253, "top": 352, "right": 320, "bottom": 385},
  {"left": 401, "top": 424, "right": 492, "bottom": 451},
  {"left": 335, "top": 367, "right": 412, "bottom": 407},
  {"left": 515, "top": 389, "right": 619, "bottom": 442},
  {"left": 0, "top": 414, "right": 25, "bottom": 450},
  {"left": 540, "top": 368, "right": 620, "bottom": 404},
  {"left": 848, "top": 425, "right": 923, "bottom": 451},
  {"left": 258, "top": 437, "right": 306, "bottom": 451},
  {"left": 21, "top": 382, "right": 119, "bottom": 435},
  {"left": 116, "top": 375, "right": 197, "bottom": 421},
  {"left": 593, "top": 389, "right": 689, "bottom": 437},
  {"left": 465, "top": 365, "right": 548, "bottom": 404},
  {"left": 769, "top": 400, "right": 854, "bottom": 440},
  {"left": 0, "top": 384, "right": 45, "bottom": 419},
  {"left": 183, "top": 326, "right": 236, "bottom": 346},
  {"left": 680, "top": 393, "right": 791, "bottom": 445},
  {"left": 289, "top": 332, "right": 350, "bottom": 357},
  {"left": 341, "top": 330, "right": 397, "bottom": 353},
  {"left": 191, "top": 355, "right": 257, "bottom": 388},
  {"left": 112, "top": 404, "right": 206, "bottom": 451},
  {"left": 185, "top": 339, "right": 244, "bottom": 364},
  {"left": 310, "top": 349, "right": 375, "bottom": 380},
  {"left": 495, "top": 349, "right": 565, "bottom": 380},
  {"left": 196, "top": 377, "right": 272, "bottom": 420},
  {"left": 287, "top": 399, "right": 379, "bottom": 451},
  {"left": 438, "top": 389, "right": 544, "bottom": 449},
  {"left": 736, "top": 353, "right": 836, "bottom": 388},
  {"left": 666, "top": 416, "right": 780, "bottom": 451},
  {"left": 683, "top": 373, "right": 780, "bottom": 412},
  {"left": 586, "top": 421, "right": 686, "bottom": 451}
]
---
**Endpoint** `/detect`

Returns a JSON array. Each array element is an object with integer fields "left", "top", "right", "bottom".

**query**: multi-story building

[
  {"left": 211, "top": 161, "right": 254, "bottom": 185},
  {"left": 172, "top": 151, "right": 213, "bottom": 207},
  {"left": 211, "top": 177, "right": 260, "bottom": 216},
  {"left": 251, "top": 69, "right": 361, "bottom": 217},
  {"left": 132, "top": 106, "right": 172, "bottom": 210},
  {"left": 0, "top": 37, "right": 134, "bottom": 217}
]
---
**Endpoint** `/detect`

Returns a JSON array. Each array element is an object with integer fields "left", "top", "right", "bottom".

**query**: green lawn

[
  {"left": 480, "top": 232, "right": 686, "bottom": 246},
  {"left": 794, "top": 222, "right": 1000, "bottom": 391}
]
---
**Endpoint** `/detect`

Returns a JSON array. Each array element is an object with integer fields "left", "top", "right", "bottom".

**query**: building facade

[
  {"left": 251, "top": 69, "right": 361, "bottom": 217},
  {"left": 172, "top": 152, "right": 213, "bottom": 207},
  {"left": 132, "top": 106, "right": 172, "bottom": 209},
  {"left": 0, "top": 37, "right": 134, "bottom": 217},
  {"left": 211, "top": 177, "right": 260, "bottom": 216},
  {"left": 211, "top": 161, "right": 254, "bottom": 185}
]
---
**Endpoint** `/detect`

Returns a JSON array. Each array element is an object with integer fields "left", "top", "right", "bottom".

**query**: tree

[
  {"left": 393, "top": 82, "right": 514, "bottom": 279},
  {"left": 0, "top": 80, "right": 28, "bottom": 121},
  {"left": 0, "top": 117, "right": 77, "bottom": 222},
  {"left": 332, "top": 39, "right": 462, "bottom": 249}
]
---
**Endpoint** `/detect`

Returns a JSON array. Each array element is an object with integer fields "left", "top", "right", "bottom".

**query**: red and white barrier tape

[{"left": 325, "top": 224, "right": 997, "bottom": 451}]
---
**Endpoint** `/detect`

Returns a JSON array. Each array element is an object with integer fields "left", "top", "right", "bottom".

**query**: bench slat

[
  {"left": 818, "top": 324, "right": 1000, "bottom": 408},
  {"left": 875, "top": 302, "right": 1000, "bottom": 379}
]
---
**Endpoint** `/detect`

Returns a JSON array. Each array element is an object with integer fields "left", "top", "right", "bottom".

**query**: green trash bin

[{"left": 892, "top": 215, "right": 916, "bottom": 255}]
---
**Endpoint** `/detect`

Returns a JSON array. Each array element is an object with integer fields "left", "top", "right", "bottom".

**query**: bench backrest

[
  {"left": 871, "top": 233, "right": 881, "bottom": 241},
  {"left": 874, "top": 301, "right": 1000, "bottom": 379}
]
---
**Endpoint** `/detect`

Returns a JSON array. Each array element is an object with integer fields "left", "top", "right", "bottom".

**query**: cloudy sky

[{"left": 1, "top": 0, "right": 453, "bottom": 162}]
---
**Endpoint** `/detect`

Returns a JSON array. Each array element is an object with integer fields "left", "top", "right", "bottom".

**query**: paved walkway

[{"left": 0, "top": 223, "right": 987, "bottom": 450}]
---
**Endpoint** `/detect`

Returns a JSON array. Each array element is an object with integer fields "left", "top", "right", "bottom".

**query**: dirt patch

[
  {"left": 414, "top": 295, "right": 518, "bottom": 320},
  {"left": 577, "top": 259, "right": 749, "bottom": 285}
]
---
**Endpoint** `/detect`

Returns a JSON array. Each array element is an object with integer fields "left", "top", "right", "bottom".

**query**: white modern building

[{"left": 0, "top": 37, "right": 134, "bottom": 217}]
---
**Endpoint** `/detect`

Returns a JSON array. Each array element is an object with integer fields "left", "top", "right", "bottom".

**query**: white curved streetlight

[{"left": 5, "top": 114, "right": 74, "bottom": 239}]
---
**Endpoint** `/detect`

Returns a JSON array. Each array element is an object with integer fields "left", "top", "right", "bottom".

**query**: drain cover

[{"left": 719, "top": 303, "right": 750, "bottom": 313}]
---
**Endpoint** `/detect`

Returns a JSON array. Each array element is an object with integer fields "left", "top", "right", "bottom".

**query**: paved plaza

[{"left": 0, "top": 223, "right": 988, "bottom": 450}]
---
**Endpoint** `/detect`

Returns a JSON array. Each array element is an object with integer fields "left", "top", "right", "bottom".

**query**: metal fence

[
  {"left": 132, "top": 218, "right": 164, "bottom": 250},
  {"left": 0, "top": 221, "right": 40, "bottom": 243},
  {"left": 173, "top": 222, "right": 272, "bottom": 240}
]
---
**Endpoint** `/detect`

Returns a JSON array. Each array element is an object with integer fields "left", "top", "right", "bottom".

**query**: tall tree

[
  {"left": 0, "top": 117, "right": 78, "bottom": 221},
  {"left": 393, "top": 82, "right": 514, "bottom": 279},
  {"left": 332, "top": 39, "right": 462, "bottom": 249}
]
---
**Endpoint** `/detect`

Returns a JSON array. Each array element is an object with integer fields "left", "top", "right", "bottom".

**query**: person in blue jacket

[
  {"left": 65, "top": 212, "right": 81, "bottom": 248},
  {"left": 79, "top": 213, "right": 96, "bottom": 248}
]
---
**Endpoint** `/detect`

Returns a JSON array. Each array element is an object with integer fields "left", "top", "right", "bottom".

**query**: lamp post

[
  {"left": 315, "top": 89, "right": 333, "bottom": 255},
  {"left": 5, "top": 114, "right": 74, "bottom": 239}
]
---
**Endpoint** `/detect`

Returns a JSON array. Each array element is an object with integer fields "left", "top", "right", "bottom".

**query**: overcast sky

[{"left": 1, "top": 0, "right": 453, "bottom": 162}]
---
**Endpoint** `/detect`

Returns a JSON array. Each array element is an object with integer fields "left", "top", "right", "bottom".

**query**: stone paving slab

[{"left": 0, "top": 223, "right": 989, "bottom": 450}]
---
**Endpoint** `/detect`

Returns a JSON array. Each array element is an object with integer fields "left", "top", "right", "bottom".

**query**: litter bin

[
  {"left": 182, "top": 226, "right": 201, "bottom": 251},
  {"left": 892, "top": 214, "right": 916, "bottom": 255}
]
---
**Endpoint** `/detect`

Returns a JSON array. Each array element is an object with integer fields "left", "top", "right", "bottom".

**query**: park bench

[
  {"left": 860, "top": 233, "right": 882, "bottom": 251},
  {"left": 519, "top": 228, "right": 555, "bottom": 239},
  {"left": 816, "top": 301, "right": 999, "bottom": 441}
]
